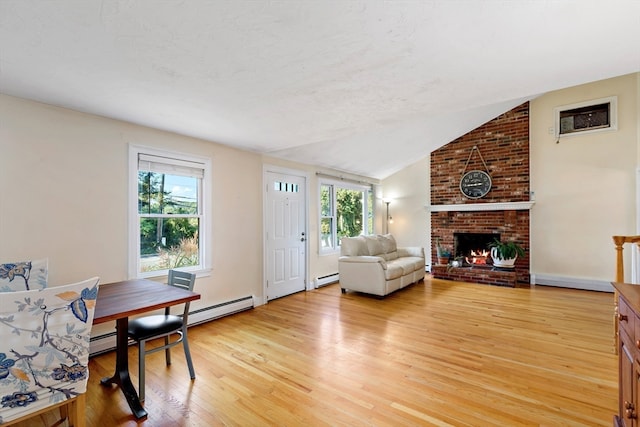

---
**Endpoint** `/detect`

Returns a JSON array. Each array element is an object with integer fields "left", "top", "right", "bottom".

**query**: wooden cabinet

[
  {"left": 613, "top": 282, "right": 640, "bottom": 427},
  {"left": 618, "top": 299, "right": 637, "bottom": 426}
]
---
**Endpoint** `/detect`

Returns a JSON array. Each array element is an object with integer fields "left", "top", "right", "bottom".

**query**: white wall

[
  {"left": 380, "top": 158, "right": 430, "bottom": 264},
  {"left": 0, "top": 94, "right": 264, "bottom": 338},
  {"left": 530, "top": 73, "right": 639, "bottom": 288}
]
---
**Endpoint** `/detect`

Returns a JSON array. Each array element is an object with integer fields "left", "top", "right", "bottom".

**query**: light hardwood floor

[{"left": 20, "top": 276, "right": 617, "bottom": 426}]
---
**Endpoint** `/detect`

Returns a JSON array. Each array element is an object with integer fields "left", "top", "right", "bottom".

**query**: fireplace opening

[{"left": 454, "top": 232, "right": 498, "bottom": 265}]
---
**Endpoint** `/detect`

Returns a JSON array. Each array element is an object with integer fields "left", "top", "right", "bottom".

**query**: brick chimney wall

[{"left": 430, "top": 102, "right": 530, "bottom": 284}]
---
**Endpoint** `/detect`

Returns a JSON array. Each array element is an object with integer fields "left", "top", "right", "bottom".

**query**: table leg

[{"left": 100, "top": 317, "right": 148, "bottom": 419}]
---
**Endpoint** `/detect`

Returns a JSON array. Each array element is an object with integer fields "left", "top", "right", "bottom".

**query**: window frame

[
  {"left": 318, "top": 178, "right": 372, "bottom": 255},
  {"left": 129, "top": 145, "right": 212, "bottom": 278}
]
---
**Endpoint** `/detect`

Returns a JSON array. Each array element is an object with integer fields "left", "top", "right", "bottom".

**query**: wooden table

[{"left": 94, "top": 278, "right": 201, "bottom": 420}]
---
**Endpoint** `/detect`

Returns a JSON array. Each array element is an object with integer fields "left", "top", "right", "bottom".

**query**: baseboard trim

[
  {"left": 189, "top": 296, "right": 254, "bottom": 325},
  {"left": 315, "top": 273, "right": 339, "bottom": 288},
  {"left": 531, "top": 273, "right": 613, "bottom": 293},
  {"left": 89, "top": 295, "right": 254, "bottom": 356}
]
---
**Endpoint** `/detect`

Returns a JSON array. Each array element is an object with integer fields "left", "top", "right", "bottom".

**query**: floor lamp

[{"left": 384, "top": 200, "right": 392, "bottom": 234}]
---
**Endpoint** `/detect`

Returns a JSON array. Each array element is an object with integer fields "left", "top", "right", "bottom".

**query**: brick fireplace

[{"left": 430, "top": 102, "right": 531, "bottom": 286}]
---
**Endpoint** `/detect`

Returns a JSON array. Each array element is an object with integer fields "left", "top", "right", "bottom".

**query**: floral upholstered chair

[
  {"left": 0, "top": 259, "right": 48, "bottom": 292},
  {"left": 0, "top": 276, "right": 99, "bottom": 426}
]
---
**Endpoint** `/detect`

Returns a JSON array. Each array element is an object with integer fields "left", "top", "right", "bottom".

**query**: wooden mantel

[{"left": 427, "top": 201, "right": 535, "bottom": 212}]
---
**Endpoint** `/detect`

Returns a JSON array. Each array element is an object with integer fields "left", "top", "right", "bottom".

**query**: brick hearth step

[{"left": 431, "top": 264, "right": 518, "bottom": 287}]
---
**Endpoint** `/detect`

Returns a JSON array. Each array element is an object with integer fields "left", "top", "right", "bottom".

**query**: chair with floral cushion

[
  {"left": 0, "top": 259, "right": 48, "bottom": 292},
  {"left": 0, "top": 276, "right": 99, "bottom": 427}
]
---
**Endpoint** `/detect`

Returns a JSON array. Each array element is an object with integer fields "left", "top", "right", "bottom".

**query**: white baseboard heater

[
  {"left": 530, "top": 274, "right": 613, "bottom": 293},
  {"left": 89, "top": 295, "right": 254, "bottom": 356},
  {"left": 315, "top": 273, "right": 339, "bottom": 287}
]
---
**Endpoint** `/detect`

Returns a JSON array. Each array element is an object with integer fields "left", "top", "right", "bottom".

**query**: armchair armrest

[
  {"left": 397, "top": 247, "right": 425, "bottom": 258},
  {"left": 339, "top": 255, "right": 387, "bottom": 269}
]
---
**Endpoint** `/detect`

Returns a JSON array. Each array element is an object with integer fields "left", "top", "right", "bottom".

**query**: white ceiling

[{"left": 1, "top": 1, "right": 639, "bottom": 179}]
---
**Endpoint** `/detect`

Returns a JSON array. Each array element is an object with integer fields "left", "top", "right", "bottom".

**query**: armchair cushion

[
  {"left": 340, "top": 236, "right": 367, "bottom": 256},
  {"left": 385, "top": 264, "right": 404, "bottom": 280},
  {"left": 0, "top": 277, "right": 99, "bottom": 424},
  {"left": 364, "top": 235, "right": 384, "bottom": 256},
  {"left": 379, "top": 234, "right": 399, "bottom": 261},
  {"left": 0, "top": 258, "right": 48, "bottom": 292}
]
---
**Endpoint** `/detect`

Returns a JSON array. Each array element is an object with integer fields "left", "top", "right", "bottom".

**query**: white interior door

[{"left": 265, "top": 171, "right": 307, "bottom": 301}]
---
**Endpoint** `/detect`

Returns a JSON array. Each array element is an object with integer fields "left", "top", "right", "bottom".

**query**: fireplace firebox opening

[{"left": 454, "top": 232, "right": 498, "bottom": 265}]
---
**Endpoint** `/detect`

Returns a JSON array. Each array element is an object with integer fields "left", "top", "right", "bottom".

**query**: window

[
  {"left": 273, "top": 180, "right": 299, "bottom": 193},
  {"left": 319, "top": 180, "right": 373, "bottom": 253},
  {"left": 554, "top": 96, "right": 617, "bottom": 138},
  {"left": 129, "top": 146, "right": 211, "bottom": 277}
]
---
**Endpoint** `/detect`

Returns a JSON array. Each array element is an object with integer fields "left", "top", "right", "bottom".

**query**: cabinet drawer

[{"left": 619, "top": 297, "right": 636, "bottom": 340}]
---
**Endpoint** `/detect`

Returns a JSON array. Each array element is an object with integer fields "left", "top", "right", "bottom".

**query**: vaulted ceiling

[{"left": 1, "top": 1, "right": 639, "bottom": 179}]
